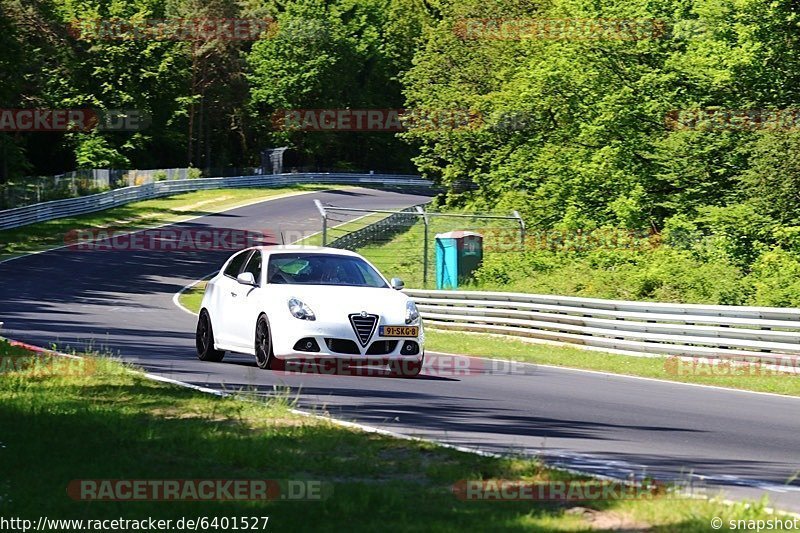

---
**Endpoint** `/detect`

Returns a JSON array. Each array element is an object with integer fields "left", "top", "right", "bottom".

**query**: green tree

[{"left": 246, "top": 0, "right": 424, "bottom": 172}]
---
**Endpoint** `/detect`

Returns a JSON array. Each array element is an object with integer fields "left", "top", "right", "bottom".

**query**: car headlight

[
  {"left": 288, "top": 298, "right": 316, "bottom": 321},
  {"left": 405, "top": 300, "right": 420, "bottom": 325}
]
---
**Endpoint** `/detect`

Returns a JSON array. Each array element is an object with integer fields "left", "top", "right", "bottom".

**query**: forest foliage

[{"left": 4, "top": 0, "right": 800, "bottom": 303}]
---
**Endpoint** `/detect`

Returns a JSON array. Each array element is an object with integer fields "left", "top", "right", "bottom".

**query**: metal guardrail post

[
  {"left": 416, "top": 205, "right": 429, "bottom": 286},
  {"left": 314, "top": 199, "right": 328, "bottom": 246},
  {"left": 513, "top": 210, "right": 525, "bottom": 247}
]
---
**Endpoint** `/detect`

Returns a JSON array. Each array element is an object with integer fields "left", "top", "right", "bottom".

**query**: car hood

[{"left": 266, "top": 284, "right": 410, "bottom": 320}]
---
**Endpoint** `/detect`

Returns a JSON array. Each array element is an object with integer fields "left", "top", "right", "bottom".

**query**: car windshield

[{"left": 267, "top": 253, "right": 388, "bottom": 288}]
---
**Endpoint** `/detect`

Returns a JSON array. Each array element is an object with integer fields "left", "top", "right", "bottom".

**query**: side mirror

[
  {"left": 236, "top": 272, "right": 257, "bottom": 286},
  {"left": 390, "top": 277, "right": 405, "bottom": 290}
]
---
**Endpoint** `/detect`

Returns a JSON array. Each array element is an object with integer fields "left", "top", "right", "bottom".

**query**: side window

[
  {"left": 353, "top": 260, "right": 385, "bottom": 287},
  {"left": 242, "top": 251, "right": 262, "bottom": 285},
  {"left": 223, "top": 251, "right": 250, "bottom": 278}
]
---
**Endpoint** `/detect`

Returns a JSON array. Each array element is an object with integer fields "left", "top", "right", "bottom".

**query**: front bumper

[{"left": 271, "top": 317, "right": 425, "bottom": 361}]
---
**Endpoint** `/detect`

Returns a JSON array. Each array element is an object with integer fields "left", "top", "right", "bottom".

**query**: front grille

[
  {"left": 366, "top": 340, "right": 398, "bottom": 356},
  {"left": 325, "top": 338, "right": 360, "bottom": 355},
  {"left": 349, "top": 313, "right": 378, "bottom": 347}
]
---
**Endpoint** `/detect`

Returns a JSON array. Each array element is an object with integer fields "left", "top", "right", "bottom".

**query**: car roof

[{"left": 249, "top": 245, "right": 362, "bottom": 257}]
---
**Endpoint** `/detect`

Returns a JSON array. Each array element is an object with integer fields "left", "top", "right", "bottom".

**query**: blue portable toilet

[{"left": 435, "top": 231, "right": 483, "bottom": 289}]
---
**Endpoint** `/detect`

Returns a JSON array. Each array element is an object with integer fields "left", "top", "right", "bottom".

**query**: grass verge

[
  {"left": 178, "top": 285, "right": 800, "bottom": 397},
  {"left": 0, "top": 185, "right": 334, "bottom": 261},
  {"left": 0, "top": 339, "right": 781, "bottom": 531},
  {"left": 179, "top": 280, "right": 210, "bottom": 314},
  {"left": 358, "top": 219, "right": 429, "bottom": 288},
  {"left": 296, "top": 212, "right": 391, "bottom": 247},
  {"left": 426, "top": 330, "right": 800, "bottom": 397}
]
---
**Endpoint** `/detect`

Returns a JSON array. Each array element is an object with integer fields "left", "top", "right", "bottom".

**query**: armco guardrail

[
  {"left": 0, "top": 173, "right": 431, "bottom": 230},
  {"left": 405, "top": 289, "right": 800, "bottom": 360},
  {"left": 327, "top": 205, "right": 424, "bottom": 250}
]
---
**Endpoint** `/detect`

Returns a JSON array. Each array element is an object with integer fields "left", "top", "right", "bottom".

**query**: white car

[{"left": 195, "top": 246, "right": 425, "bottom": 376}]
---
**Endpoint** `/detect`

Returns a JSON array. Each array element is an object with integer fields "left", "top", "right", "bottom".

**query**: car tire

[
  {"left": 395, "top": 355, "right": 424, "bottom": 378},
  {"left": 196, "top": 310, "right": 225, "bottom": 362},
  {"left": 255, "top": 315, "right": 284, "bottom": 371}
]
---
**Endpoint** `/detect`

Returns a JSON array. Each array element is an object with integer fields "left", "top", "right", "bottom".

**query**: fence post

[
  {"left": 513, "top": 210, "right": 526, "bottom": 248},
  {"left": 416, "top": 205, "right": 429, "bottom": 286},
  {"left": 314, "top": 199, "right": 328, "bottom": 246}
]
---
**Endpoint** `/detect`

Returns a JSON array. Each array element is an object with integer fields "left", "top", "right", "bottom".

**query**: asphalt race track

[{"left": 2, "top": 187, "right": 799, "bottom": 511}]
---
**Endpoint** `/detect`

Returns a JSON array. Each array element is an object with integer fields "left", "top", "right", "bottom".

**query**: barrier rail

[
  {"left": 405, "top": 289, "right": 800, "bottom": 360},
  {"left": 326, "top": 205, "right": 423, "bottom": 250},
  {"left": 0, "top": 173, "right": 431, "bottom": 230}
]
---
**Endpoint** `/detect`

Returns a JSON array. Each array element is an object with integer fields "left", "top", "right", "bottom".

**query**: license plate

[{"left": 379, "top": 326, "right": 419, "bottom": 337}]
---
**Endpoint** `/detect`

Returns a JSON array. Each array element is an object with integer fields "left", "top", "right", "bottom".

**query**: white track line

[
  {"left": 427, "top": 348, "right": 800, "bottom": 401},
  {"left": 173, "top": 274, "right": 216, "bottom": 317}
]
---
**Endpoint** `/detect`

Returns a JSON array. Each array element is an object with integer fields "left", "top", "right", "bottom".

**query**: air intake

[{"left": 349, "top": 313, "right": 378, "bottom": 347}]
